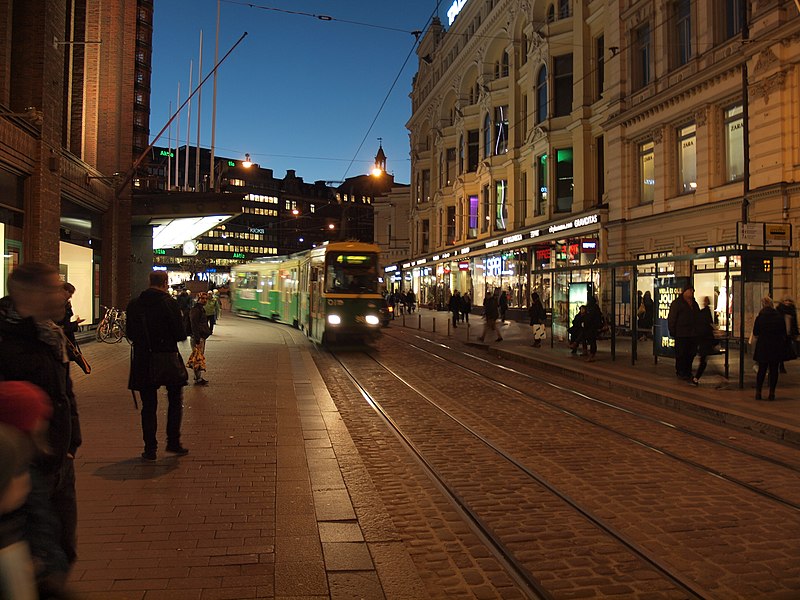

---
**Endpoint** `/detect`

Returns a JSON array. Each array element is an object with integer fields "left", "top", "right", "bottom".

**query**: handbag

[
  {"left": 531, "top": 324, "right": 546, "bottom": 340},
  {"left": 66, "top": 339, "right": 91, "bottom": 375}
]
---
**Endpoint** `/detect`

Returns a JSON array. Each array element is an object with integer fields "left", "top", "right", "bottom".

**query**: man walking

[
  {"left": 0, "top": 262, "right": 81, "bottom": 597},
  {"left": 668, "top": 283, "right": 700, "bottom": 381},
  {"left": 478, "top": 289, "right": 503, "bottom": 343},
  {"left": 126, "top": 271, "right": 189, "bottom": 460}
]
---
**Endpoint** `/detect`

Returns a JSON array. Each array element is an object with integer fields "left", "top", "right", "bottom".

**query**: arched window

[
  {"left": 558, "top": 0, "right": 570, "bottom": 19},
  {"left": 483, "top": 113, "right": 492, "bottom": 158},
  {"left": 546, "top": 4, "right": 555, "bottom": 23},
  {"left": 494, "top": 61, "right": 500, "bottom": 79},
  {"left": 536, "top": 66, "right": 548, "bottom": 123}
]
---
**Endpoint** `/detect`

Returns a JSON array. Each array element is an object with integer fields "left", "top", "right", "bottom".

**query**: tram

[{"left": 230, "top": 241, "right": 383, "bottom": 344}]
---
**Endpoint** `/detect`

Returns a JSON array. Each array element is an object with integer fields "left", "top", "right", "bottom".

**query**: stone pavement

[
  {"left": 388, "top": 308, "right": 800, "bottom": 447},
  {"left": 67, "top": 314, "right": 425, "bottom": 599}
]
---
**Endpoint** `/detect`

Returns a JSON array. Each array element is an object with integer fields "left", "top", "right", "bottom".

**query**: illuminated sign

[
  {"left": 402, "top": 262, "right": 412, "bottom": 269},
  {"left": 232, "top": 252, "right": 245, "bottom": 259},
  {"left": 153, "top": 265, "right": 167, "bottom": 271},
  {"left": 459, "top": 262, "right": 470, "bottom": 271},
  {"left": 417, "top": 258, "right": 427, "bottom": 265},
  {"left": 460, "top": 247, "right": 471, "bottom": 255},
  {"left": 654, "top": 277, "right": 688, "bottom": 358},
  {"left": 159, "top": 150, "right": 174, "bottom": 158},
  {"left": 441, "top": 252, "right": 452, "bottom": 259},
  {"left": 485, "top": 240, "right": 499, "bottom": 248},
  {"left": 502, "top": 233, "right": 523, "bottom": 245},
  {"left": 154, "top": 248, "right": 166, "bottom": 255},
  {"left": 433, "top": 255, "right": 440, "bottom": 261},
  {"left": 249, "top": 227, "right": 265, "bottom": 234},
  {"left": 530, "top": 229, "right": 541, "bottom": 239},
  {"left": 447, "top": 0, "right": 468, "bottom": 25},
  {"left": 582, "top": 240, "right": 598, "bottom": 251},
  {"left": 227, "top": 160, "right": 236, "bottom": 167},
  {"left": 548, "top": 213, "right": 600, "bottom": 235},
  {"left": 384, "top": 265, "right": 398, "bottom": 273}
]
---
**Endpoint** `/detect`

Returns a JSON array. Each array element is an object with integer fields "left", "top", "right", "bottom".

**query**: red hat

[{"left": 0, "top": 381, "right": 53, "bottom": 433}]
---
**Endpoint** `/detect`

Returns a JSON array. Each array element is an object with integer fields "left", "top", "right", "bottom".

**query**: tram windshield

[{"left": 325, "top": 253, "right": 378, "bottom": 294}]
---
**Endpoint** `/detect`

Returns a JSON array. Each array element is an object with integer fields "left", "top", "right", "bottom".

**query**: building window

[
  {"left": 467, "top": 130, "right": 479, "bottom": 172},
  {"left": 633, "top": 23, "right": 651, "bottom": 90},
  {"left": 446, "top": 148, "right": 456, "bottom": 185},
  {"left": 555, "top": 148, "right": 573, "bottom": 213},
  {"left": 546, "top": 4, "right": 555, "bottom": 23},
  {"left": 494, "top": 106, "right": 508, "bottom": 155},
  {"left": 536, "top": 65, "right": 548, "bottom": 123},
  {"left": 495, "top": 180, "right": 508, "bottom": 230},
  {"left": 483, "top": 113, "right": 492, "bottom": 158},
  {"left": 674, "top": 0, "right": 692, "bottom": 67},
  {"left": 721, "top": 0, "right": 743, "bottom": 41},
  {"left": 522, "top": 94, "right": 528, "bottom": 138},
  {"left": 558, "top": 0, "right": 570, "bottom": 19},
  {"left": 422, "top": 169, "right": 431, "bottom": 202},
  {"left": 446, "top": 206, "right": 456, "bottom": 245},
  {"left": 500, "top": 51, "right": 509, "bottom": 77},
  {"left": 595, "top": 135, "right": 605, "bottom": 203},
  {"left": 438, "top": 152, "right": 444, "bottom": 189},
  {"left": 468, "top": 195, "right": 479, "bottom": 238},
  {"left": 520, "top": 171, "right": 528, "bottom": 222},
  {"left": 595, "top": 35, "right": 605, "bottom": 100},
  {"left": 724, "top": 104, "right": 744, "bottom": 182},
  {"left": 422, "top": 219, "right": 430, "bottom": 253},
  {"left": 678, "top": 124, "right": 697, "bottom": 193},
  {"left": 639, "top": 140, "right": 655, "bottom": 203},
  {"left": 553, "top": 54, "right": 573, "bottom": 117},
  {"left": 536, "top": 154, "right": 548, "bottom": 216},
  {"left": 481, "top": 185, "right": 490, "bottom": 233},
  {"left": 459, "top": 135, "right": 465, "bottom": 174}
]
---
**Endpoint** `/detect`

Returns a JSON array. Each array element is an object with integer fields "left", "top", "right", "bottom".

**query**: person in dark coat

[
  {"left": 126, "top": 271, "right": 189, "bottom": 461},
  {"left": 583, "top": 295, "right": 602, "bottom": 361},
  {"left": 406, "top": 290, "right": 416, "bottom": 313},
  {"left": 478, "top": 289, "right": 502, "bottom": 343},
  {"left": 498, "top": 290, "right": 508, "bottom": 323},
  {"left": 528, "top": 292, "right": 546, "bottom": 347},
  {"left": 0, "top": 262, "right": 81, "bottom": 597},
  {"left": 668, "top": 284, "right": 700, "bottom": 380},
  {"left": 448, "top": 291, "right": 461, "bottom": 328},
  {"left": 569, "top": 305, "right": 587, "bottom": 355},
  {"left": 752, "top": 296, "right": 788, "bottom": 401},
  {"left": 461, "top": 292, "right": 472, "bottom": 323},
  {"left": 692, "top": 296, "right": 717, "bottom": 385},
  {"left": 638, "top": 291, "right": 654, "bottom": 339},
  {"left": 776, "top": 297, "right": 799, "bottom": 373},
  {"left": 57, "top": 282, "right": 84, "bottom": 346},
  {"left": 176, "top": 289, "right": 191, "bottom": 336}
]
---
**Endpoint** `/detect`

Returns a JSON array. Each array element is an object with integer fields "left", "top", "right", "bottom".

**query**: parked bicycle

[{"left": 96, "top": 305, "right": 127, "bottom": 343}]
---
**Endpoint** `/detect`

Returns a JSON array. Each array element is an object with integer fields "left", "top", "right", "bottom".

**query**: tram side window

[
  {"left": 237, "top": 271, "right": 259, "bottom": 289},
  {"left": 325, "top": 253, "right": 378, "bottom": 294}
]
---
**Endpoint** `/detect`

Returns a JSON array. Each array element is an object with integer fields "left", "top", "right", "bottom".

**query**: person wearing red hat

[{"left": 0, "top": 262, "right": 81, "bottom": 598}]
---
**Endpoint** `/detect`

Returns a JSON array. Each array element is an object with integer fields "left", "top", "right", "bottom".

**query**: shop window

[
  {"left": 536, "top": 65, "right": 548, "bottom": 123},
  {"left": 724, "top": 105, "right": 744, "bottom": 182},
  {"left": 536, "top": 154, "right": 548, "bottom": 216},
  {"left": 639, "top": 140, "right": 655, "bottom": 203},
  {"left": 467, "top": 129, "right": 479, "bottom": 172},
  {"left": 481, "top": 185, "right": 490, "bottom": 233},
  {"left": 446, "top": 206, "right": 456, "bottom": 245},
  {"left": 678, "top": 124, "right": 697, "bottom": 193},
  {"left": 468, "top": 195, "right": 479, "bottom": 238},
  {"left": 483, "top": 113, "right": 492, "bottom": 158},
  {"left": 632, "top": 23, "right": 651, "bottom": 90},
  {"left": 553, "top": 54, "right": 573, "bottom": 117},
  {"left": 494, "top": 106, "right": 508, "bottom": 155},
  {"left": 495, "top": 180, "right": 508, "bottom": 230},
  {"left": 555, "top": 148, "right": 573, "bottom": 213},
  {"left": 673, "top": 0, "right": 692, "bottom": 68},
  {"left": 595, "top": 35, "right": 605, "bottom": 100}
]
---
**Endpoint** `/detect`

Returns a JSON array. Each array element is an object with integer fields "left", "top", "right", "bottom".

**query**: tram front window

[{"left": 325, "top": 253, "right": 378, "bottom": 294}]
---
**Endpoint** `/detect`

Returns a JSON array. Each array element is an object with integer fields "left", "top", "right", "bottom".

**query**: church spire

[{"left": 374, "top": 138, "right": 386, "bottom": 173}]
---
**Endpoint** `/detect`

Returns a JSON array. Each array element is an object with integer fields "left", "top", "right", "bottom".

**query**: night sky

[{"left": 150, "top": 0, "right": 450, "bottom": 185}]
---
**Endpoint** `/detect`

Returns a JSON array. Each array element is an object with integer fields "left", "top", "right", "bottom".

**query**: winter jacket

[
  {"left": 483, "top": 295, "right": 499, "bottom": 320},
  {"left": 448, "top": 294, "right": 461, "bottom": 313},
  {"left": 667, "top": 295, "right": 700, "bottom": 338},
  {"left": 126, "top": 288, "right": 187, "bottom": 390},
  {"left": 696, "top": 306, "right": 717, "bottom": 357},
  {"left": 753, "top": 307, "right": 788, "bottom": 363},
  {"left": 528, "top": 300, "right": 546, "bottom": 325},
  {"left": 776, "top": 302, "right": 799, "bottom": 338},
  {"left": 190, "top": 304, "right": 212, "bottom": 341}
]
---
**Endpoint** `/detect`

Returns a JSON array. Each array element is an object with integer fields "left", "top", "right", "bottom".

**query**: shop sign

[
  {"left": 530, "top": 229, "right": 541, "bottom": 239},
  {"left": 459, "top": 261, "right": 470, "bottom": 271},
  {"left": 159, "top": 150, "right": 174, "bottom": 158},
  {"left": 232, "top": 252, "right": 245, "bottom": 259},
  {"left": 433, "top": 255, "right": 440, "bottom": 261},
  {"left": 548, "top": 213, "right": 600, "bottom": 235},
  {"left": 384, "top": 265, "right": 397, "bottom": 273},
  {"left": 486, "top": 256, "right": 502, "bottom": 276},
  {"left": 249, "top": 227, "right": 265, "bottom": 234},
  {"left": 485, "top": 240, "right": 499, "bottom": 248},
  {"left": 417, "top": 258, "right": 427, "bottom": 265},
  {"left": 535, "top": 248, "right": 551, "bottom": 260},
  {"left": 502, "top": 233, "right": 523, "bottom": 245},
  {"left": 402, "top": 262, "right": 412, "bottom": 269},
  {"left": 582, "top": 240, "right": 598, "bottom": 252},
  {"left": 154, "top": 248, "right": 166, "bottom": 255},
  {"left": 443, "top": 266, "right": 451, "bottom": 274},
  {"left": 654, "top": 277, "right": 689, "bottom": 358},
  {"left": 765, "top": 223, "right": 792, "bottom": 248},
  {"left": 153, "top": 265, "right": 167, "bottom": 271},
  {"left": 446, "top": 0, "right": 468, "bottom": 25},
  {"left": 441, "top": 252, "right": 452, "bottom": 259},
  {"left": 460, "top": 247, "right": 471, "bottom": 255}
]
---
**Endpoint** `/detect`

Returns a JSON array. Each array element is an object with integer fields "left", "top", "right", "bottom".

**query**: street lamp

[{"left": 242, "top": 153, "right": 252, "bottom": 169}]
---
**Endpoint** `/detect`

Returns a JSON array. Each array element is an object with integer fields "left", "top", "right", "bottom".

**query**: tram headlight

[
  {"left": 327, "top": 314, "right": 341, "bottom": 325},
  {"left": 365, "top": 315, "right": 380, "bottom": 326}
]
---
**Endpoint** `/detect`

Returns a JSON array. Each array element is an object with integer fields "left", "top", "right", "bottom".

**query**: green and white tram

[{"left": 231, "top": 241, "right": 383, "bottom": 344}]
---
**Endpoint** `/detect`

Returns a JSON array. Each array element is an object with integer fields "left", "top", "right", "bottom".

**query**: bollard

[
  {"left": 466, "top": 322, "right": 470, "bottom": 341},
  {"left": 402, "top": 313, "right": 405, "bottom": 328},
  {"left": 432, "top": 317, "right": 436, "bottom": 333},
  {"left": 418, "top": 314, "right": 422, "bottom": 329},
  {"left": 447, "top": 319, "right": 450, "bottom": 336}
]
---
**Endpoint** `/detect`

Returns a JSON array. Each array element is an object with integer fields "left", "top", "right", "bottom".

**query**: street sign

[
  {"left": 737, "top": 222, "right": 764, "bottom": 247},
  {"left": 764, "top": 223, "right": 792, "bottom": 248}
]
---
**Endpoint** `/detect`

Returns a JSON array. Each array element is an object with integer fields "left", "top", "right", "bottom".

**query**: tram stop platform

[
  {"left": 390, "top": 308, "right": 800, "bottom": 448},
  {"left": 67, "top": 313, "right": 426, "bottom": 599}
]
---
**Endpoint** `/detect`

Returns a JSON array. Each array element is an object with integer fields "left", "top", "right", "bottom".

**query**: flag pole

[
  {"left": 210, "top": 0, "right": 220, "bottom": 190},
  {"left": 194, "top": 30, "right": 203, "bottom": 191}
]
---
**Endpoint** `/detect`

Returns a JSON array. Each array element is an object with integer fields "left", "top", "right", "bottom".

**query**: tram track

[
  {"left": 330, "top": 349, "right": 711, "bottom": 600},
  {"left": 381, "top": 331, "right": 800, "bottom": 513}
]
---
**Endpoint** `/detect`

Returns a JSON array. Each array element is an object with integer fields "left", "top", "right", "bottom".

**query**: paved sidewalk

[
  {"left": 68, "top": 314, "right": 423, "bottom": 599},
  {"left": 389, "top": 309, "right": 800, "bottom": 446}
]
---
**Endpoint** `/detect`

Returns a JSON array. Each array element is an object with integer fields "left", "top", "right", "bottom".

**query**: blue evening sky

[{"left": 150, "top": 0, "right": 450, "bottom": 185}]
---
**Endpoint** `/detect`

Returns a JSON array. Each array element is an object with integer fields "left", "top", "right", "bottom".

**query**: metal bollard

[
  {"left": 432, "top": 317, "right": 436, "bottom": 333},
  {"left": 418, "top": 314, "right": 422, "bottom": 329},
  {"left": 447, "top": 319, "right": 450, "bottom": 336},
  {"left": 466, "top": 322, "right": 470, "bottom": 341}
]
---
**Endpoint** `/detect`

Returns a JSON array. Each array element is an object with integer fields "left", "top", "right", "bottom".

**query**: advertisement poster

[{"left": 654, "top": 277, "right": 688, "bottom": 358}]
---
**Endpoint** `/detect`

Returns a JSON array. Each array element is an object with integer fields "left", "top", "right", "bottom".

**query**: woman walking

[
  {"left": 188, "top": 292, "right": 212, "bottom": 385},
  {"left": 692, "top": 296, "right": 717, "bottom": 385},
  {"left": 752, "top": 296, "right": 788, "bottom": 401},
  {"left": 528, "top": 292, "right": 546, "bottom": 347}
]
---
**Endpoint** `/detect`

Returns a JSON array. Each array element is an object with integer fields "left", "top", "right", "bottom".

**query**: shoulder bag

[{"left": 66, "top": 339, "right": 91, "bottom": 375}]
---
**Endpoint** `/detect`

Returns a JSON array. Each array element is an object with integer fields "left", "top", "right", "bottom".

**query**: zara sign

[{"left": 447, "top": 0, "right": 468, "bottom": 25}]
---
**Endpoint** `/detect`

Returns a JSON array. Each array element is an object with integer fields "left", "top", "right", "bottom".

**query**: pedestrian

[
  {"left": 752, "top": 296, "right": 789, "bottom": 401},
  {"left": 583, "top": 295, "right": 602, "bottom": 361},
  {"left": 461, "top": 292, "right": 472, "bottom": 324},
  {"left": 0, "top": 262, "right": 82, "bottom": 597},
  {"left": 406, "top": 289, "right": 416, "bottom": 313},
  {"left": 176, "top": 289, "right": 191, "bottom": 334},
  {"left": 205, "top": 290, "right": 219, "bottom": 333},
  {"left": 188, "top": 292, "right": 212, "bottom": 385},
  {"left": 569, "top": 305, "right": 587, "bottom": 355},
  {"left": 448, "top": 290, "right": 461, "bottom": 328},
  {"left": 668, "top": 284, "right": 700, "bottom": 381},
  {"left": 776, "top": 297, "right": 799, "bottom": 373},
  {"left": 528, "top": 292, "right": 546, "bottom": 347},
  {"left": 692, "top": 296, "right": 717, "bottom": 386},
  {"left": 478, "top": 289, "right": 503, "bottom": 343},
  {"left": 126, "top": 270, "right": 190, "bottom": 461},
  {"left": 638, "top": 291, "right": 654, "bottom": 340},
  {"left": 498, "top": 289, "right": 508, "bottom": 323},
  {"left": 57, "top": 282, "right": 84, "bottom": 346}
]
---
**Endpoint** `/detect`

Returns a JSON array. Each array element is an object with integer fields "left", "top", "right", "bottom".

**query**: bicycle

[{"left": 96, "top": 305, "right": 127, "bottom": 343}]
